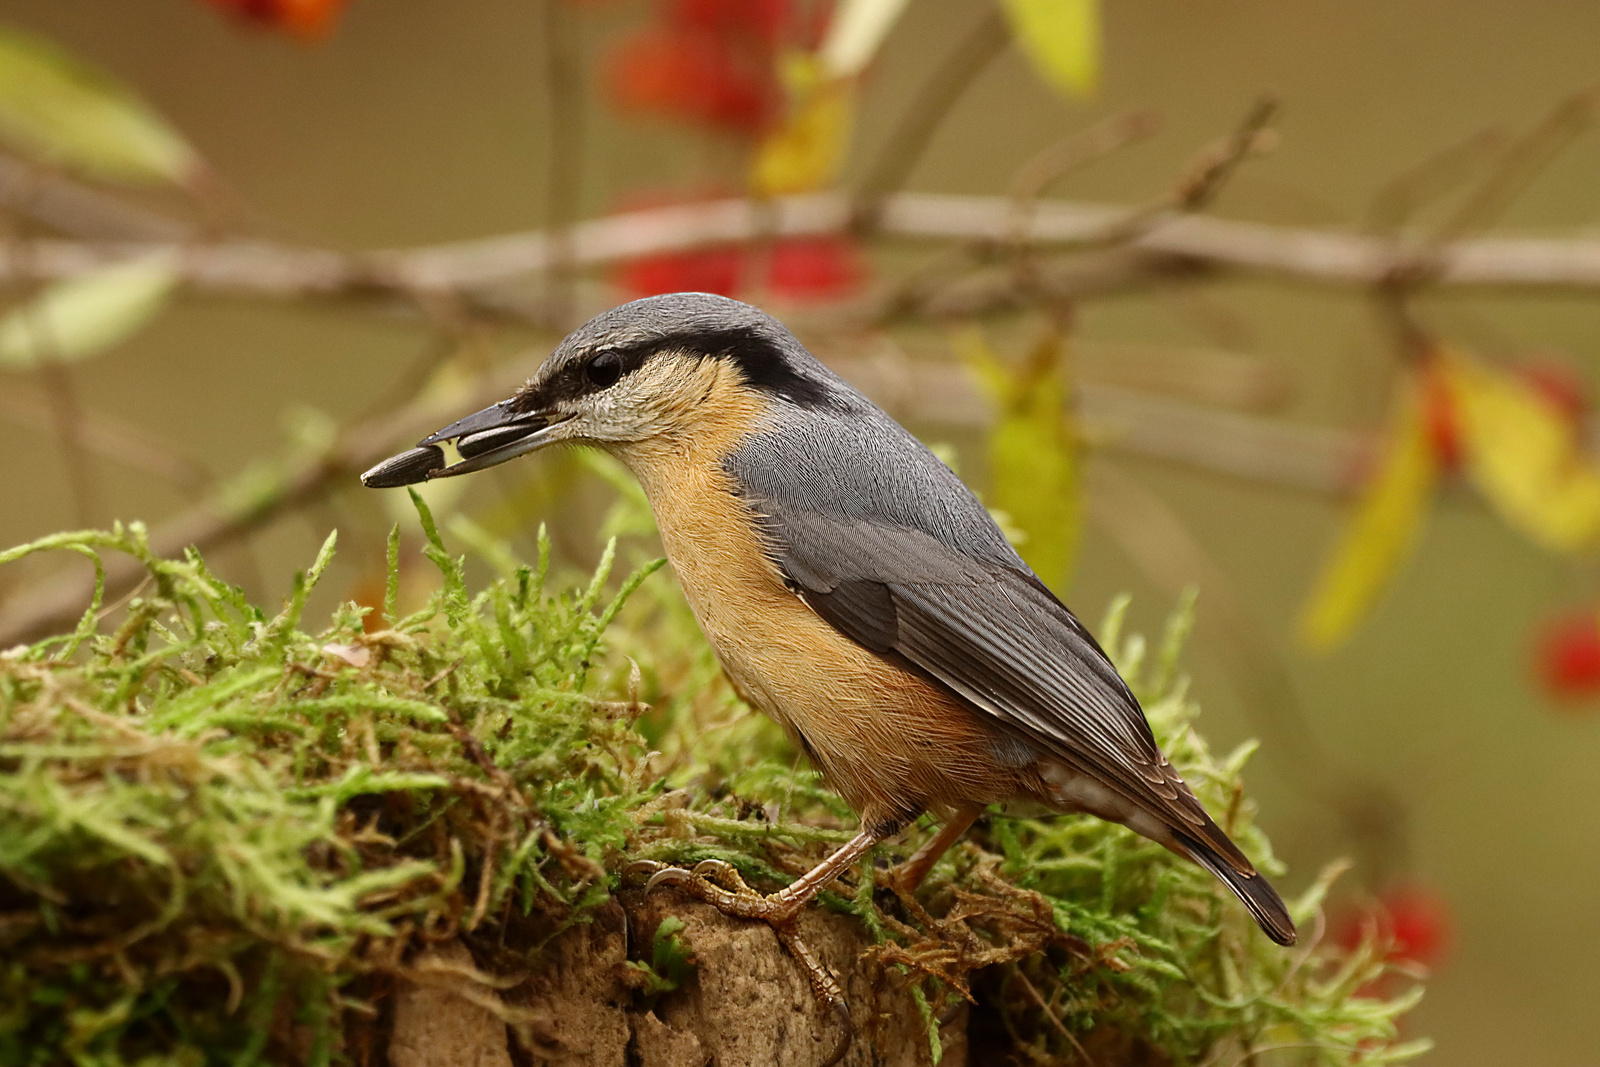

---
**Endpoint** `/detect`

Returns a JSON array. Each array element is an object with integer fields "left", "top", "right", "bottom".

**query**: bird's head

[{"left": 361, "top": 292, "right": 841, "bottom": 488}]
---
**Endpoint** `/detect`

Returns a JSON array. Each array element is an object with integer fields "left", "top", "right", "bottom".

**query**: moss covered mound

[{"left": 0, "top": 498, "right": 1425, "bottom": 1065}]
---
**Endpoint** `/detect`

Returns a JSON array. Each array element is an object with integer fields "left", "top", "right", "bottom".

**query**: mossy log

[
  {"left": 390, "top": 893, "right": 958, "bottom": 1067},
  {"left": 0, "top": 513, "right": 1426, "bottom": 1066}
]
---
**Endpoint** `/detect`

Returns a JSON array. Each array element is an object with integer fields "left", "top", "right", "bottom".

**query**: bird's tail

[{"left": 1171, "top": 827, "right": 1297, "bottom": 946}]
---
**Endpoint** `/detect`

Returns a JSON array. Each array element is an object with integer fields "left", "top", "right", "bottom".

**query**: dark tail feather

[{"left": 1172, "top": 828, "right": 1297, "bottom": 946}]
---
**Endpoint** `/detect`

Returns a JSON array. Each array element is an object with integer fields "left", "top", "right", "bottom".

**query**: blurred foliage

[
  {"left": 0, "top": 24, "right": 199, "bottom": 185},
  {"left": 957, "top": 323, "right": 1082, "bottom": 591},
  {"left": 1298, "top": 369, "right": 1438, "bottom": 652},
  {"left": 0, "top": 253, "right": 180, "bottom": 370},
  {"left": 1301, "top": 347, "right": 1600, "bottom": 649},
  {"left": 0, "top": 491, "right": 1426, "bottom": 1065},
  {"left": 999, "top": 0, "right": 1101, "bottom": 98}
]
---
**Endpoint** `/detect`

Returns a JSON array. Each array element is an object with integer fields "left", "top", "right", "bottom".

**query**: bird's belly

[{"left": 639, "top": 469, "right": 1023, "bottom": 822}]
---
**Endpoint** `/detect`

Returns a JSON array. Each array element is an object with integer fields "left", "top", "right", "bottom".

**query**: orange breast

[{"left": 612, "top": 366, "right": 1023, "bottom": 823}]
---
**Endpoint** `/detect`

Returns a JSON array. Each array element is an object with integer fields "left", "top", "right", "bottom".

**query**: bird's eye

[{"left": 585, "top": 350, "right": 624, "bottom": 389}]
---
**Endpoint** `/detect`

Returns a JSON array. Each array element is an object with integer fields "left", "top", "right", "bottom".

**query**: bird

[{"left": 362, "top": 292, "right": 1295, "bottom": 1060}]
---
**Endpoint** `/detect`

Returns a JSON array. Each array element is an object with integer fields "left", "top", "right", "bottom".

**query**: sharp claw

[
  {"left": 819, "top": 999, "right": 854, "bottom": 1067},
  {"left": 644, "top": 866, "right": 694, "bottom": 894},
  {"left": 623, "top": 859, "right": 668, "bottom": 885},
  {"left": 691, "top": 858, "right": 751, "bottom": 892}
]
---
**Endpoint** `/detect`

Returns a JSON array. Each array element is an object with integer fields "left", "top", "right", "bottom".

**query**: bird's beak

[{"left": 360, "top": 400, "right": 566, "bottom": 488}]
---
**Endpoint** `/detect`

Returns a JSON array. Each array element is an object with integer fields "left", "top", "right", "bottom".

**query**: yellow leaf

[
  {"left": 0, "top": 26, "right": 201, "bottom": 186},
  {"left": 1000, "top": 0, "right": 1102, "bottom": 99},
  {"left": 819, "top": 0, "right": 914, "bottom": 79},
  {"left": 0, "top": 252, "right": 179, "bottom": 369},
  {"left": 750, "top": 55, "right": 855, "bottom": 197},
  {"left": 957, "top": 326, "right": 1081, "bottom": 587},
  {"left": 1297, "top": 372, "right": 1439, "bottom": 650},
  {"left": 1442, "top": 350, "right": 1600, "bottom": 552}
]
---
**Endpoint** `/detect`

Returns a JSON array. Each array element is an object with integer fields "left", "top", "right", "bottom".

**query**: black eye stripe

[{"left": 545, "top": 327, "right": 835, "bottom": 409}]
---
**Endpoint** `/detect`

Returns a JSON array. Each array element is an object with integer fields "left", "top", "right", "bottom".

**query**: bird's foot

[{"left": 625, "top": 859, "right": 853, "bottom": 1067}]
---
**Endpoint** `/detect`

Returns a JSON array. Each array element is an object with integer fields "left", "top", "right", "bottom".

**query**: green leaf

[
  {"left": 0, "top": 252, "right": 179, "bottom": 369},
  {"left": 1000, "top": 0, "right": 1102, "bottom": 99},
  {"left": 0, "top": 25, "right": 201, "bottom": 185},
  {"left": 818, "top": 0, "right": 914, "bottom": 79}
]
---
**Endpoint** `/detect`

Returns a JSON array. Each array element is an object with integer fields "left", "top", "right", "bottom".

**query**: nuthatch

[{"left": 364, "top": 293, "right": 1294, "bottom": 1054}]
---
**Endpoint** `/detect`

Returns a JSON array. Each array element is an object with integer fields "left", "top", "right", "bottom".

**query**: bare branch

[
  {"left": 0, "top": 152, "right": 195, "bottom": 241},
  {"left": 6, "top": 193, "right": 1600, "bottom": 317}
]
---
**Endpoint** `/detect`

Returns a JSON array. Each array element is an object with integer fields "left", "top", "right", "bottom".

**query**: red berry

[
  {"left": 1514, "top": 360, "right": 1589, "bottom": 426},
  {"left": 663, "top": 0, "right": 792, "bottom": 44},
  {"left": 603, "top": 24, "right": 774, "bottom": 134},
  {"left": 1336, "top": 885, "right": 1451, "bottom": 968},
  {"left": 198, "top": 0, "right": 348, "bottom": 39},
  {"left": 1536, "top": 611, "right": 1600, "bottom": 700},
  {"left": 767, "top": 236, "right": 865, "bottom": 303},
  {"left": 614, "top": 247, "right": 746, "bottom": 299},
  {"left": 1419, "top": 360, "right": 1462, "bottom": 472}
]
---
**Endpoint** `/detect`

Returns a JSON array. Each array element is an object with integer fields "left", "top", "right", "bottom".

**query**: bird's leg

[
  {"left": 626, "top": 824, "right": 898, "bottom": 1067},
  {"left": 885, "top": 808, "right": 981, "bottom": 896},
  {"left": 629, "top": 826, "right": 885, "bottom": 924}
]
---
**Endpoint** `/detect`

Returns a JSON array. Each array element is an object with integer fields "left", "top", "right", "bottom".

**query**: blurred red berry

[
  {"left": 1419, "top": 359, "right": 1462, "bottom": 471},
  {"left": 604, "top": 24, "right": 773, "bottom": 134},
  {"left": 767, "top": 235, "right": 865, "bottom": 303},
  {"left": 663, "top": 0, "right": 792, "bottom": 44},
  {"left": 1336, "top": 884, "right": 1452, "bottom": 968},
  {"left": 198, "top": 0, "right": 348, "bottom": 39},
  {"left": 1514, "top": 360, "right": 1589, "bottom": 426},
  {"left": 615, "top": 247, "right": 746, "bottom": 299},
  {"left": 1536, "top": 611, "right": 1600, "bottom": 701}
]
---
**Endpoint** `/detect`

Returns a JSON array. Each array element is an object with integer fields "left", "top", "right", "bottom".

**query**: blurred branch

[
  {"left": 1364, "top": 127, "right": 1509, "bottom": 233},
  {"left": 0, "top": 383, "right": 211, "bottom": 488},
  {"left": 1087, "top": 96, "right": 1279, "bottom": 249},
  {"left": 1086, "top": 461, "right": 1413, "bottom": 867},
  {"left": 852, "top": 7, "right": 1011, "bottom": 220},
  {"left": 540, "top": 0, "right": 584, "bottom": 328},
  {"left": 1086, "top": 459, "right": 1330, "bottom": 770},
  {"left": 1007, "top": 111, "right": 1161, "bottom": 240},
  {"left": 0, "top": 362, "right": 533, "bottom": 647},
  {"left": 0, "top": 152, "right": 194, "bottom": 241},
  {"left": 0, "top": 344, "right": 1356, "bottom": 647},
  {"left": 7, "top": 193, "right": 1600, "bottom": 316},
  {"left": 832, "top": 352, "right": 1360, "bottom": 493},
  {"left": 1435, "top": 85, "right": 1600, "bottom": 242}
]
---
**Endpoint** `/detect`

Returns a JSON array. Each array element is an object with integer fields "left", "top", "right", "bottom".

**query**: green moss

[{"left": 0, "top": 495, "right": 1426, "bottom": 1066}]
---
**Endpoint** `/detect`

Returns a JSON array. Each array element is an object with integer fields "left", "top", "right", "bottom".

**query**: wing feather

[{"left": 728, "top": 411, "right": 1210, "bottom": 832}]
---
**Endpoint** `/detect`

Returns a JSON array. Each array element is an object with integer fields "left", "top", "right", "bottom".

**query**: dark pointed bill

[{"left": 360, "top": 400, "right": 557, "bottom": 489}]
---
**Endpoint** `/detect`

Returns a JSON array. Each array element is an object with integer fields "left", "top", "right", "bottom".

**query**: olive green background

[{"left": 1, "top": 1, "right": 1597, "bottom": 1061}]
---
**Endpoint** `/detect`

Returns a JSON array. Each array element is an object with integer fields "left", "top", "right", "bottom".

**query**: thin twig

[
  {"left": 0, "top": 151, "right": 194, "bottom": 241},
  {"left": 1365, "top": 126, "right": 1509, "bottom": 233},
  {"left": 0, "top": 361, "right": 534, "bottom": 646},
  {"left": 1436, "top": 84, "right": 1600, "bottom": 241},
  {"left": 0, "top": 385, "right": 211, "bottom": 489},
  {"left": 1089, "top": 95, "right": 1280, "bottom": 247},
  {"left": 1007, "top": 111, "right": 1161, "bottom": 242},
  {"left": 852, "top": 7, "right": 1011, "bottom": 222}
]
